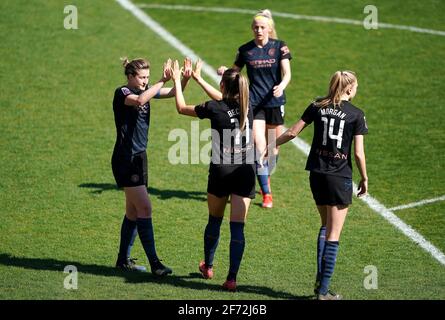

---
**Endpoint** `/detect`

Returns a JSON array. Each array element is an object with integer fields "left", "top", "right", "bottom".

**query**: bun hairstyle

[
  {"left": 221, "top": 69, "right": 250, "bottom": 131},
  {"left": 315, "top": 71, "right": 357, "bottom": 108},
  {"left": 121, "top": 57, "right": 150, "bottom": 77},
  {"left": 253, "top": 9, "right": 277, "bottom": 39}
]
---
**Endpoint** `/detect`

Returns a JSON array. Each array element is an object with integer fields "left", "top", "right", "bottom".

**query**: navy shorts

[
  {"left": 253, "top": 105, "right": 285, "bottom": 125},
  {"left": 207, "top": 163, "right": 256, "bottom": 199},
  {"left": 112, "top": 151, "right": 148, "bottom": 188},
  {"left": 309, "top": 171, "right": 352, "bottom": 206}
]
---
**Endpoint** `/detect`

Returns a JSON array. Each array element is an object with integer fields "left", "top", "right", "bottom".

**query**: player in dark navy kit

[
  {"left": 264, "top": 71, "right": 368, "bottom": 300},
  {"left": 112, "top": 57, "right": 191, "bottom": 275},
  {"left": 171, "top": 59, "right": 254, "bottom": 291},
  {"left": 218, "top": 9, "right": 292, "bottom": 208}
]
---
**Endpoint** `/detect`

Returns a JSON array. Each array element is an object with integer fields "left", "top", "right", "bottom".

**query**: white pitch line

[
  {"left": 137, "top": 3, "right": 445, "bottom": 37},
  {"left": 389, "top": 195, "right": 445, "bottom": 211},
  {"left": 115, "top": 0, "right": 445, "bottom": 267}
]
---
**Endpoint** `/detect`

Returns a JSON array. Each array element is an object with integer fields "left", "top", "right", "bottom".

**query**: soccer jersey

[
  {"left": 195, "top": 99, "right": 254, "bottom": 165},
  {"left": 113, "top": 86, "right": 150, "bottom": 156},
  {"left": 234, "top": 39, "right": 291, "bottom": 108},
  {"left": 301, "top": 101, "right": 368, "bottom": 178}
]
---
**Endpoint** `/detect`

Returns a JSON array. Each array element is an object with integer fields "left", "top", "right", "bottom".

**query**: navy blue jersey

[
  {"left": 113, "top": 86, "right": 150, "bottom": 156},
  {"left": 301, "top": 101, "right": 368, "bottom": 178},
  {"left": 195, "top": 100, "right": 254, "bottom": 165},
  {"left": 234, "top": 39, "right": 291, "bottom": 109}
]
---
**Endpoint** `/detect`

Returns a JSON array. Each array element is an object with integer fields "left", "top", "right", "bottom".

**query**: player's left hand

[{"left": 273, "top": 84, "right": 284, "bottom": 97}]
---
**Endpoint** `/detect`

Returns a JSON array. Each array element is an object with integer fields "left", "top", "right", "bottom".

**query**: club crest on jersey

[
  {"left": 121, "top": 87, "right": 131, "bottom": 95},
  {"left": 268, "top": 48, "right": 276, "bottom": 56}
]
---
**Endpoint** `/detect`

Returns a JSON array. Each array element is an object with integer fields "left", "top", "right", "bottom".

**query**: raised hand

[
  {"left": 170, "top": 59, "right": 183, "bottom": 81},
  {"left": 192, "top": 59, "right": 203, "bottom": 81},
  {"left": 182, "top": 57, "right": 192, "bottom": 79},
  {"left": 162, "top": 58, "right": 172, "bottom": 82},
  {"left": 217, "top": 65, "right": 228, "bottom": 76}
]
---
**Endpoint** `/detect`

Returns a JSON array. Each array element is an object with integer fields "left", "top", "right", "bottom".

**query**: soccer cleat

[
  {"left": 222, "top": 279, "right": 237, "bottom": 292},
  {"left": 150, "top": 260, "right": 173, "bottom": 276},
  {"left": 115, "top": 258, "right": 147, "bottom": 272},
  {"left": 262, "top": 193, "right": 273, "bottom": 208},
  {"left": 317, "top": 290, "right": 343, "bottom": 300},
  {"left": 199, "top": 261, "right": 214, "bottom": 279}
]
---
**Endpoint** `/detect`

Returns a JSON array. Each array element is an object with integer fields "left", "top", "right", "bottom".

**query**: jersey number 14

[{"left": 321, "top": 117, "right": 345, "bottom": 148}]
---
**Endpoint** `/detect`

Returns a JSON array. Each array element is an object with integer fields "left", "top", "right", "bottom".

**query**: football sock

[
  {"left": 127, "top": 228, "right": 138, "bottom": 259},
  {"left": 256, "top": 161, "right": 270, "bottom": 194},
  {"left": 117, "top": 215, "right": 137, "bottom": 262},
  {"left": 136, "top": 218, "right": 159, "bottom": 265},
  {"left": 319, "top": 241, "right": 340, "bottom": 295},
  {"left": 316, "top": 226, "right": 327, "bottom": 281},
  {"left": 204, "top": 215, "right": 223, "bottom": 267},
  {"left": 227, "top": 221, "right": 245, "bottom": 281}
]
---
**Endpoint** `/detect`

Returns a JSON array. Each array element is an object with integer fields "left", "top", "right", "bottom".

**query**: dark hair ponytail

[
  {"left": 221, "top": 69, "right": 250, "bottom": 131},
  {"left": 121, "top": 57, "right": 150, "bottom": 77}
]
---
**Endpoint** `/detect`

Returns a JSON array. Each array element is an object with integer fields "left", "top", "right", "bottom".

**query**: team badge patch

[
  {"left": 131, "top": 174, "right": 140, "bottom": 183},
  {"left": 121, "top": 87, "right": 131, "bottom": 95},
  {"left": 268, "top": 48, "right": 276, "bottom": 56}
]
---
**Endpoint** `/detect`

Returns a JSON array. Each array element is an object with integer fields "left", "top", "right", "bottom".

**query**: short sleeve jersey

[
  {"left": 234, "top": 39, "right": 291, "bottom": 109},
  {"left": 301, "top": 101, "right": 368, "bottom": 178},
  {"left": 113, "top": 86, "right": 150, "bottom": 156},
  {"left": 195, "top": 100, "right": 254, "bottom": 165}
]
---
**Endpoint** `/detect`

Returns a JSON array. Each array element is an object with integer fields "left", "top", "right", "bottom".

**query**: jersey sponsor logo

[
  {"left": 268, "top": 48, "right": 276, "bottom": 56},
  {"left": 281, "top": 46, "right": 290, "bottom": 55},
  {"left": 248, "top": 58, "right": 276, "bottom": 68},
  {"left": 315, "top": 148, "right": 348, "bottom": 160},
  {"left": 121, "top": 87, "right": 131, "bottom": 96}
]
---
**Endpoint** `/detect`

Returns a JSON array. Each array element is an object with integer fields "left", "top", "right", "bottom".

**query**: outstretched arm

[
  {"left": 354, "top": 135, "right": 368, "bottom": 197},
  {"left": 171, "top": 60, "right": 198, "bottom": 117},
  {"left": 193, "top": 59, "right": 223, "bottom": 101},
  {"left": 260, "top": 119, "right": 307, "bottom": 165}
]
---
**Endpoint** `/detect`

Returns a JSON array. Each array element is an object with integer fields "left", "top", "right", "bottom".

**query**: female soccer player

[
  {"left": 264, "top": 71, "right": 368, "bottom": 299},
  {"left": 171, "top": 59, "right": 254, "bottom": 291},
  {"left": 112, "top": 57, "right": 191, "bottom": 275},
  {"left": 219, "top": 9, "right": 292, "bottom": 208}
]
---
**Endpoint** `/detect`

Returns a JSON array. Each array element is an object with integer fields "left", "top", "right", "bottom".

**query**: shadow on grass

[
  {"left": 78, "top": 183, "right": 207, "bottom": 201},
  {"left": 0, "top": 253, "right": 312, "bottom": 300}
]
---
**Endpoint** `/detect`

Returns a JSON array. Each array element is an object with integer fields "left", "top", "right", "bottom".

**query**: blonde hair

[
  {"left": 121, "top": 57, "right": 150, "bottom": 77},
  {"left": 314, "top": 71, "right": 357, "bottom": 108},
  {"left": 221, "top": 69, "right": 250, "bottom": 131},
  {"left": 252, "top": 9, "right": 277, "bottom": 39}
]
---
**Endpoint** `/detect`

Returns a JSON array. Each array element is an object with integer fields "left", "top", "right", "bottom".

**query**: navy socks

[
  {"left": 117, "top": 215, "right": 137, "bottom": 262},
  {"left": 319, "top": 240, "right": 340, "bottom": 295},
  {"left": 316, "top": 226, "right": 327, "bottom": 281},
  {"left": 228, "top": 221, "right": 245, "bottom": 281},
  {"left": 204, "top": 215, "right": 223, "bottom": 267},
  {"left": 137, "top": 218, "right": 159, "bottom": 265},
  {"left": 256, "top": 161, "right": 270, "bottom": 194}
]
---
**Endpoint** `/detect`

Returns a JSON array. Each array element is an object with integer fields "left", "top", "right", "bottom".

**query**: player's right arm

[
  {"left": 171, "top": 60, "right": 197, "bottom": 117},
  {"left": 193, "top": 59, "right": 223, "bottom": 101}
]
